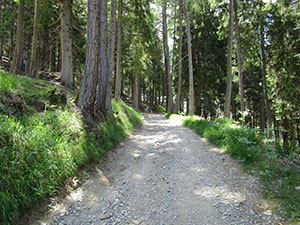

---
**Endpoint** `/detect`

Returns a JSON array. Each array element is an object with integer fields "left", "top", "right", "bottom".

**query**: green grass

[
  {"left": 182, "top": 115, "right": 300, "bottom": 223},
  {"left": 0, "top": 72, "right": 143, "bottom": 225}
]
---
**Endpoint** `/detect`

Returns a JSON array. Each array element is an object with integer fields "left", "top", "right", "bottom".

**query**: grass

[
  {"left": 179, "top": 115, "right": 300, "bottom": 223},
  {"left": 0, "top": 71, "right": 143, "bottom": 225}
]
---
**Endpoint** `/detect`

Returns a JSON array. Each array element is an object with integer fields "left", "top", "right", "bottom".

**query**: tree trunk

[
  {"left": 114, "top": 0, "right": 123, "bottom": 101},
  {"left": 260, "top": 3, "right": 272, "bottom": 137},
  {"left": 60, "top": 0, "right": 74, "bottom": 88},
  {"left": 224, "top": 0, "right": 234, "bottom": 118},
  {"left": 95, "top": 0, "right": 108, "bottom": 112},
  {"left": 29, "top": 0, "right": 39, "bottom": 76},
  {"left": 78, "top": 0, "right": 100, "bottom": 113},
  {"left": 162, "top": 0, "right": 173, "bottom": 113},
  {"left": 105, "top": 0, "right": 116, "bottom": 114},
  {"left": 9, "top": 0, "right": 24, "bottom": 74},
  {"left": 234, "top": 0, "right": 245, "bottom": 114},
  {"left": 0, "top": 0, "right": 2, "bottom": 57},
  {"left": 174, "top": 0, "right": 183, "bottom": 114},
  {"left": 183, "top": 0, "right": 194, "bottom": 116},
  {"left": 132, "top": 74, "right": 139, "bottom": 111}
]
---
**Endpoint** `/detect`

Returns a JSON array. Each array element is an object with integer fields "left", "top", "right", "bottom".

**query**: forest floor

[{"left": 31, "top": 114, "right": 285, "bottom": 225}]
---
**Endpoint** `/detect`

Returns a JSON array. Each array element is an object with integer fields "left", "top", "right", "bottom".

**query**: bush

[{"left": 0, "top": 72, "right": 143, "bottom": 225}]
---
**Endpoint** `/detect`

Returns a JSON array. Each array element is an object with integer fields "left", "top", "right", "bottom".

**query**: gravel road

[{"left": 38, "top": 114, "right": 282, "bottom": 225}]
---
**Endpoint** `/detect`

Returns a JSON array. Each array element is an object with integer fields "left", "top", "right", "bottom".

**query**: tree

[
  {"left": 29, "top": 0, "right": 40, "bottom": 76},
  {"left": 95, "top": 0, "right": 108, "bottom": 112},
  {"left": 78, "top": 0, "right": 100, "bottom": 114},
  {"left": 105, "top": 0, "right": 117, "bottom": 114},
  {"left": 114, "top": 0, "right": 123, "bottom": 101},
  {"left": 183, "top": 0, "right": 194, "bottom": 115},
  {"left": 224, "top": 0, "right": 234, "bottom": 118},
  {"left": 174, "top": 0, "right": 183, "bottom": 114},
  {"left": 60, "top": 0, "right": 74, "bottom": 88},
  {"left": 234, "top": 0, "right": 245, "bottom": 114},
  {"left": 9, "top": 0, "right": 24, "bottom": 74},
  {"left": 162, "top": 0, "right": 173, "bottom": 113}
]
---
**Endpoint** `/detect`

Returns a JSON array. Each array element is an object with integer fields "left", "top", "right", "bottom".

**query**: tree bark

[
  {"left": 174, "top": 0, "right": 183, "bottom": 114},
  {"left": 162, "top": 0, "right": 173, "bottom": 113},
  {"left": 0, "top": 0, "right": 2, "bottom": 57},
  {"left": 9, "top": 0, "right": 24, "bottom": 74},
  {"left": 60, "top": 0, "right": 74, "bottom": 88},
  {"left": 95, "top": 0, "right": 108, "bottom": 112},
  {"left": 114, "top": 0, "right": 123, "bottom": 101},
  {"left": 29, "top": 0, "right": 39, "bottom": 76},
  {"left": 260, "top": 3, "right": 272, "bottom": 136},
  {"left": 234, "top": 0, "right": 245, "bottom": 114},
  {"left": 132, "top": 74, "right": 139, "bottom": 111},
  {"left": 78, "top": 0, "right": 100, "bottom": 113},
  {"left": 105, "top": 0, "right": 117, "bottom": 114},
  {"left": 224, "top": 0, "right": 234, "bottom": 118},
  {"left": 183, "top": 0, "right": 195, "bottom": 116}
]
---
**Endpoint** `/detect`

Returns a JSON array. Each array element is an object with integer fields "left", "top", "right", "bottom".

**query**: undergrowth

[
  {"left": 0, "top": 72, "right": 143, "bottom": 225},
  {"left": 182, "top": 116, "right": 300, "bottom": 223}
]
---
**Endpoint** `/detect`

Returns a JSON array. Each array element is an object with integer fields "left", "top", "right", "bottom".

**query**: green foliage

[
  {"left": 155, "top": 105, "right": 166, "bottom": 113},
  {"left": 0, "top": 74, "right": 143, "bottom": 225},
  {"left": 184, "top": 116, "right": 264, "bottom": 162}
]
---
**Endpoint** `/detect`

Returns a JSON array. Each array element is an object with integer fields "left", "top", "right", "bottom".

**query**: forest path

[{"left": 40, "top": 114, "right": 280, "bottom": 225}]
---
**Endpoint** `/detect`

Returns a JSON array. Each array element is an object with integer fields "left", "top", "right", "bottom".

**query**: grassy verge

[
  {"left": 0, "top": 71, "right": 143, "bottom": 225},
  {"left": 179, "top": 115, "right": 300, "bottom": 223}
]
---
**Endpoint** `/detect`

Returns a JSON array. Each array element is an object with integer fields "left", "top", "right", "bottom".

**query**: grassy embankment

[
  {"left": 166, "top": 114, "right": 300, "bottom": 223},
  {"left": 0, "top": 71, "right": 143, "bottom": 225}
]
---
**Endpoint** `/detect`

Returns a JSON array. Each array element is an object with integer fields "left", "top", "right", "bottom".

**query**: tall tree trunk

[
  {"left": 234, "top": 0, "right": 245, "bottom": 114},
  {"left": 174, "top": 0, "right": 183, "bottom": 114},
  {"left": 29, "top": 0, "right": 39, "bottom": 76},
  {"left": 105, "top": 0, "right": 116, "bottom": 114},
  {"left": 78, "top": 0, "right": 100, "bottom": 113},
  {"left": 260, "top": 3, "right": 272, "bottom": 137},
  {"left": 114, "top": 0, "right": 123, "bottom": 101},
  {"left": 50, "top": 42, "right": 56, "bottom": 72},
  {"left": 183, "top": 0, "right": 194, "bottom": 116},
  {"left": 9, "top": 0, "right": 24, "bottom": 74},
  {"left": 95, "top": 0, "right": 108, "bottom": 112},
  {"left": 0, "top": 0, "right": 2, "bottom": 57},
  {"left": 60, "top": 0, "right": 74, "bottom": 88},
  {"left": 133, "top": 74, "right": 139, "bottom": 111},
  {"left": 162, "top": 0, "right": 173, "bottom": 113},
  {"left": 224, "top": 0, "right": 234, "bottom": 118}
]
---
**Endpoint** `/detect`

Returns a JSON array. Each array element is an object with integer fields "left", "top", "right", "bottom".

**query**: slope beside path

[{"left": 35, "top": 114, "right": 281, "bottom": 225}]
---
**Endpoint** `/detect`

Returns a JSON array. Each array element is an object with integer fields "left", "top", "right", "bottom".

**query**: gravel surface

[{"left": 36, "top": 114, "right": 283, "bottom": 225}]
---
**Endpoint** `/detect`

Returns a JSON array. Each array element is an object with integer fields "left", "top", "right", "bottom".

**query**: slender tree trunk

[
  {"left": 234, "top": 0, "right": 245, "bottom": 114},
  {"left": 9, "top": 0, "right": 24, "bottom": 74},
  {"left": 162, "top": 0, "right": 173, "bottom": 113},
  {"left": 114, "top": 0, "right": 123, "bottom": 101},
  {"left": 50, "top": 42, "right": 56, "bottom": 72},
  {"left": 224, "top": 0, "right": 234, "bottom": 118},
  {"left": 0, "top": 0, "right": 2, "bottom": 57},
  {"left": 133, "top": 74, "right": 139, "bottom": 111},
  {"left": 78, "top": 0, "right": 100, "bottom": 113},
  {"left": 183, "top": 0, "right": 194, "bottom": 116},
  {"left": 29, "top": 0, "right": 39, "bottom": 76},
  {"left": 105, "top": 0, "right": 116, "bottom": 114},
  {"left": 174, "top": 0, "right": 183, "bottom": 114},
  {"left": 60, "top": 0, "right": 74, "bottom": 88},
  {"left": 260, "top": 3, "right": 272, "bottom": 137},
  {"left": 57, "top": 41, "right": 61, "bottom": 72},
  {"left": 95, "top": 0, "right": 108, "bottom": 112}
]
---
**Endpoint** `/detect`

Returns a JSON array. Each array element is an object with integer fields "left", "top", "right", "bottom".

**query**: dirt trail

[{"left": 37, "top": 114, "right": 281, "bottom": 225}]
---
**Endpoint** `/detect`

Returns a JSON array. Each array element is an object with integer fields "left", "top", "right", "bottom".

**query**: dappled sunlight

[
  {"left": 193, "top": 186, "right": 245, "bottom": 206},
  {"left": 133, "top": 173, "right": 144, "bottom": 180}
]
